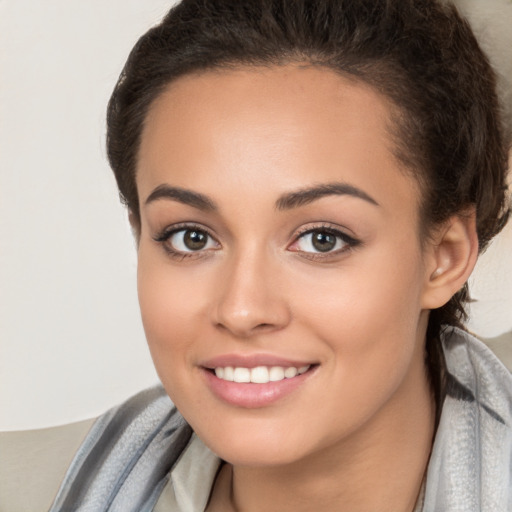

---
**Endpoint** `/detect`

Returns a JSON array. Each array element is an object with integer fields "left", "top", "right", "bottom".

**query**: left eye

[
  {"left": 292, "top": 229, "right": 350, "bottom": 254},
  {"left": 167, "top": 228, "right": 218, "bottom": 252}
]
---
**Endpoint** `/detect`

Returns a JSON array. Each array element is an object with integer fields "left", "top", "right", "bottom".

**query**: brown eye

[
  {"left": 311, "top": 231, "right": 337, "bottom": 252},
  {"left": 290, "top": 227, "right": 358, "bottom": 256},
  {"left": 183, "top": 230, "right": 208, "bottom": 250},
  {"left": 166, "top": 228, "right": 218, "bottom": 253}
]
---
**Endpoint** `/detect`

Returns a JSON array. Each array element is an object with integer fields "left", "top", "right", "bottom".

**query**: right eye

[{"left": 155, "top": 226, "right": 220, "bottom": 255}]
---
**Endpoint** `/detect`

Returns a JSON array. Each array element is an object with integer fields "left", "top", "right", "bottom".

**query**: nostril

[
  {"left": 256, "top": 323, "right": 273, "bottom": 329},
  {"left": 211, "top": 290, "right": 291, "bottom": 337}
]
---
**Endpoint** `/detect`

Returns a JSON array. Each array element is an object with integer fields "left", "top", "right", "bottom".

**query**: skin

[{"left": 135, "top": 65, "right": 477, "bottom": 511}]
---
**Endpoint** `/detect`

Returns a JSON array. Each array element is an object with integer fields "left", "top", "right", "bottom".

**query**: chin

[
  {"left": 210, "top": 437, "right": 309, "bottom": 468},
  {"left": 190, "top": 414, "right": 323, "bottom": 468}
]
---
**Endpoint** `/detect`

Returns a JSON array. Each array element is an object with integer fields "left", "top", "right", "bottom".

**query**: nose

[{"left": 211, "top": 250, "right": 291, "bottom": 338}]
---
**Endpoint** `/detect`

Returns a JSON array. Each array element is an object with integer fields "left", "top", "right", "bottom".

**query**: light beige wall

[
  {"left": 0, "top": 1, "right": 177, "bottom": 431},
  {"left": 1, "top": 0, "right": 510, "bottom": 431}
]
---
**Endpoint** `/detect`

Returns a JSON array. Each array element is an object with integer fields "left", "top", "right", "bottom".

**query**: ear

[{"left": 421, "top": 209, "right": 479, "bottom": 310}]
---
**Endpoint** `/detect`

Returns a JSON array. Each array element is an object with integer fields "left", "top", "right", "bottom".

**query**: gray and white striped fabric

[
  {"left": 49, "top": 387, "right": 192, "bottom": 512},
  {"left": 424, "top": 328, "right": 512, "bottom": 511}
]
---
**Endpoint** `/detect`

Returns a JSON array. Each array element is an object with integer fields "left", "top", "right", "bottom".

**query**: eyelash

[
  {"left": 153, "top": 224, "right": 219, "bottom": 260},
  {"left": 153, "top": 223, "right": 361, "bottom": 261},
  {"left": 289, "top": 224, "right": 361, "bottom": 260}
]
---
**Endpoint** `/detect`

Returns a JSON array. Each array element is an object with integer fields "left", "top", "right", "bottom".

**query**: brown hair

[{"left": 106, "top": 0, "right": 510, "bottom": 399}]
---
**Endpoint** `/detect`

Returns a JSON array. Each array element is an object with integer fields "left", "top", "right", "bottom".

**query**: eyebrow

[
  {"left": 276, "top": 182, "right": 379, "bottom": 210},
  {"left": 144, "top": 181, "right": 378, "bottom": 212},
  {"left": 145, "top": 184, "right": 217, "bottom": 211}
]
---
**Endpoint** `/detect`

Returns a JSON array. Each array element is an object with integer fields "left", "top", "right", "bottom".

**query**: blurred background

[{"left": 1, "top": 0, "right": 511, "bottom": 431}]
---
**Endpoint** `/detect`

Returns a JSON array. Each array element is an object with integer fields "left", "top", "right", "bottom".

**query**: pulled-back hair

[{"left": 106, "top": 0, "right": 510, "bottom": 398}]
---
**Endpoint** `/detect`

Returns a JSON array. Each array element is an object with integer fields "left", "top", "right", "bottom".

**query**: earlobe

[{"left": 421, "top": 210, "right": 479, "bottom": 310}]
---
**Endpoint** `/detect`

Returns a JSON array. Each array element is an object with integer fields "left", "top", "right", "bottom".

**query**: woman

[{"left": 50, "top": 0, "right": 511, "bottom": 510}]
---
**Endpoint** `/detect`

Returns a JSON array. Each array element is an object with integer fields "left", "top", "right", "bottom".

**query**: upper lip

[{"left": 200, "top": 353, "right": 316, "bottom": 369}]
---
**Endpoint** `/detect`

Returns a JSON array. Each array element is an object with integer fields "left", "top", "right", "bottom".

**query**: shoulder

[
  {"left": 49, "top": 384, "right": 192, "bottom": 512},
  {"left": 482, "top": 330, "right": 512, "bottom": 372},
  {"left": 423, "top": 328, "right": 512, "bottom": 511},
  {"left": 1, "top": 386, "right": 190, "bottom": 512},
  {"left": 0, "top": 418, "right": 95, "bottom": 512},
  {"left": 442, "top": 327, "right": 512, "bottom": 424}
]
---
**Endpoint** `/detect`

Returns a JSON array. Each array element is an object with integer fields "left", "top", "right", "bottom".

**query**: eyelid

[
  {"left": 153, "top": 222, "right": 216, "bottom": 242},
  {"left": 293, "top": 221, "right": 357, "bottom": 239},
  {"left": 153, "top": 222, "right": 220, "bottom": 259},
  {"left": 288, "top": 223, "right": 361, "bottom": 257}
]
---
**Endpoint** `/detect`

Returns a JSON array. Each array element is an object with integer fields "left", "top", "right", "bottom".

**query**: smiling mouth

[
  {"left": 210, "top": 365, "right": 312, "bottom": 384},
  {"left": 202, "top": 363, "right": 317, "bottom": 408}
]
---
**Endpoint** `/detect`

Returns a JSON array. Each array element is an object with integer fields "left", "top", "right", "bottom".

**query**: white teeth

[
  {"left": 223, "top": 367, "right": 234, "bottom": 381},
  {"left": 233, "top": 367, "right": 251, "bottom": 383},
  {"left": 251, "top": 366, "right": 270, "bottom": 384},
  {"left": 269, "top": 366, "right": 285, "bottom": 382},
  {"left": 284, "top": 367, "right": 298, "bottom": 378},
  {"left": 214, "top": 365, "right": 311, "bottom": 383}
]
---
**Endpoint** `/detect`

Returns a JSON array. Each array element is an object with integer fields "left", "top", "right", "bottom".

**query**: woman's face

[{"left": 136, "top": 65, "right": 434, "bottom": 466}]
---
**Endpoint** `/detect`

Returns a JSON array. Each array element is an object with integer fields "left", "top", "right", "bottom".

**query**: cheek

[
  {"left": 136, "top": 249, "right": 204, "bottom": 380},
  {"left": 278, "top": 252, "right": 427, "bottom": 441},
  {"left": 294, "top": 240, "right": 424, "bottom": 331},
  {"left": 289, "top": 240, "right": 426, "bottom": 379}
]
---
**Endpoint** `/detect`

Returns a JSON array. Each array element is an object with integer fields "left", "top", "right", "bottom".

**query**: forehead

[
  {"left": 137, "top": 65, "right": 420, "bottom": 218},
  {"left": 141, "top": 65, "right": 395, "bottom": 162}
]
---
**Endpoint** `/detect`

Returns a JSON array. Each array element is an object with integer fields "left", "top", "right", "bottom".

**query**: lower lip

[{"left": 202, "top": 367, "right": 315, "bottom": 408}]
